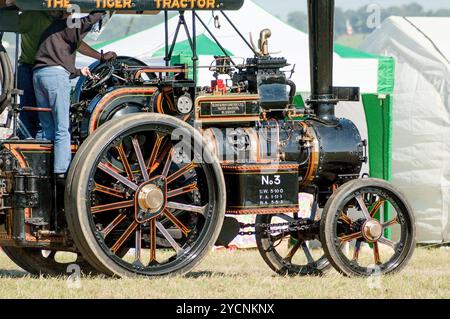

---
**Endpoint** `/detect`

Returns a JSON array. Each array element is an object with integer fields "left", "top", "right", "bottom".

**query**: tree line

[{"left": 287, "top": 2, "right": 450, "bottom": 35}]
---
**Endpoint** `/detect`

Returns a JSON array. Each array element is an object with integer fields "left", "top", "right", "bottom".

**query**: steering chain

[{"left": 238, "top": 219, "right": 315, "bottom": 236}]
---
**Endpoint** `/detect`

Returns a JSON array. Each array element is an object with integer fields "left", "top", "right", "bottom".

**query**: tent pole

[
  {"left": 194, "top": 12, "right": 236, "bottom": 67},
  {"left": 164, "top": 10, "right": 169, "bottom": 67},
  {"left": 10, "top": 32, "right": 20, "bottom": 139},
  {"left": 192, "top": 11, "right": 198, "bottom": 84},
  {"left": 220, "top": 10, "right": 258, "bottom": 56},
  {"left": 167, "top": 14, "right": 183, "bottom": 61},
  {"left": 179, "top": 12, "right": 194, "bottom": 54}
]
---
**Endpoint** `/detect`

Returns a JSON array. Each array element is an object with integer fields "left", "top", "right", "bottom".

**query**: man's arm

[
  {"left": 78, "top": 41, "right": 117, "bottom": 61},
  {"left": 77, "top": 41, "right": 101, "bottom": 60}
]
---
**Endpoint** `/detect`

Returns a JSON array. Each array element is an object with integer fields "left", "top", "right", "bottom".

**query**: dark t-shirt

[{"left": 34, "top": 12, "right": 104, "bottom": 78}]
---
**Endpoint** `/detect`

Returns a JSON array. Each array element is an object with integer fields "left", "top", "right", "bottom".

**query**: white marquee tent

[{"left": 362, "top": 17, "right": 450, "bottom": 243}]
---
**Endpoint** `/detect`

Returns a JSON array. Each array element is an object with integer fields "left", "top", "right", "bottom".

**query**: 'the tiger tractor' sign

[{"left": 14, "top": 0, "right": 244, "bottom": 11}]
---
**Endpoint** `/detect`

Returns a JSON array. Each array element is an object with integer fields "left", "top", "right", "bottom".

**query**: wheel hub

[
  {"left": 137, "top": 184, "right": 164, "bottom": 212},
  {"left": 362, "top": 219, "right": 383, "bottom": 242}
]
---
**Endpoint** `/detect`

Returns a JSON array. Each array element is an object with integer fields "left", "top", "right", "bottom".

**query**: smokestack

[{"left": 307, "top": 0, "right": 336, "bottom": 121}]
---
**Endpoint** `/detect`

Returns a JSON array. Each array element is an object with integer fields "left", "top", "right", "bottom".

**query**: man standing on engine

[
  {"left": 33, "top": 10, "right": 115, "bottom": 179},
  {"left": 18, "top": 10, "right": 116, "bottom": 138}
]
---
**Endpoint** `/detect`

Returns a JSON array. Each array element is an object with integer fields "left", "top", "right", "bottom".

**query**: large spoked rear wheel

[
  {"left": 1, "top": 247, "right": 96, "bottom": 276},
  {"left": 66, "top": 113, "right": 226, "bottom": 277},
  {"left": 320, "top": 178, "right": 416, "bottom": 277}
]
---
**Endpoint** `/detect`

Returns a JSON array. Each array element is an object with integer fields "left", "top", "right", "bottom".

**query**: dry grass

[{"left": 0, "top": 247, "right": 448, "bottom": 299}]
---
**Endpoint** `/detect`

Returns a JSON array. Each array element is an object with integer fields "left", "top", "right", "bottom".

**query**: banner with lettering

[{"left": 15, "top": 0, "right": 245, "bottom": 11}]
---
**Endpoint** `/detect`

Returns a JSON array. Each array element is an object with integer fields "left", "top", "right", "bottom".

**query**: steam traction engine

[{"left": 0, "top": 0, "right": 415, "bottom": 277}]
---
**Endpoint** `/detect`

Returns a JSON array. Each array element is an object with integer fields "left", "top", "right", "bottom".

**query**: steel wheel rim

[
  {"left": 85, "top": 124, "right": 219, "bottom": 275},
  {"left": 331, "top": 186, "right": 413, "bottom": 275}
]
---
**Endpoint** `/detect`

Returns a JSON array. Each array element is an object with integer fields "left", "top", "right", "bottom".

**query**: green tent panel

[
  {"left": 377, "top": 57, "right": 395, "bottom": 95},
  {"left": 335, "top": 42, "right": 395, "bottom": 183},
  {"left": 152, "top": 34, "right": 234, "bottom": 57},
  {"left": 152, "top": 33, "right": 234, "bottom": 80},
  {"left": 362, "top": 94, "right": 393, "bottom": 181},
  {"left": 334, "top": 43, "right": 395, "bottom": 95},
  {"left": 362, "top": 93, "right": 393, "bottom": 237}
]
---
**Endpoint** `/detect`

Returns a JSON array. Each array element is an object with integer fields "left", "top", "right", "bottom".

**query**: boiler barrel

[{"left": 284, "top": 119, "right": 365, "bottom": 187}]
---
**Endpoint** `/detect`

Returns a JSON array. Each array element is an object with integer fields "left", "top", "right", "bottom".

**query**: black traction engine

[{"left": 0, "top": 0, "right": 415, "bottom": 277}]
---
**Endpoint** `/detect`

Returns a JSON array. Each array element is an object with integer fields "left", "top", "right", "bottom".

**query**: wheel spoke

[
  {"left": 94, "top": 183, "right": 126, "bottom": 199},
  {"left": 150, "top": 140, "right": 171, "bottom": 175},
  {"left": 91, "top": 200, "right": 134, "bottom": 214},
  {"left": 270, "top": 232, "right": 290, "bottom": 243},
  {"left": 149, "top": 219, "right": 157, "bottom": 264},
  {"left": 378, "top": 236, "right": 397, "bottom": 250},
  {"left": 101, "top": 210, "right": 128, "bottom": 237},
  {"left": 276, "top": 214, "right": 296, "bottom": 223},
  {"left": 382, "top": 217, "right": 398, "bottom": 229},
  {"left": 134, "top": 225, "right": 142, "bottom": 265},
  {"left": 284, "top": 240, "right": 301, "bottom": 262},
  {"left": 98, "top": 162, "right": 138, "bottom": 191},
  {"left": 111, "top": 221, "right": 138, "bottom": 253},
  {"left": 167, "top": 162, "right": 196, "bottom": 184},
  {"left": 42, "top": 250, "right": 56, "bottom": 260},
  {"left": 339, "top": 212, "right": 353, "bottom": 225},
  {"left": 338, "top": 231, "right": 363, "bottom": 243},
  {"left": 167, "top": 182, "right": 198, "bottom": 198},
  {"left": 147, "top": 133, "right": 165, "bottom": 175},
  {"left": 156, "top": 221, "right": 185, "bottom": 255},
  {"left": 373, "top": 242, "right": 382, "bottom": 265},
  {"left": 355, "top": 195, "right": 371, "bottom": 220},
  {"left": 352, "top": 240, "right": 362, "bottom": 261},
  {"left": 116, "top": 144, "right": 134, "bottom": 182},
  {"left": 162, "top": 148, "right": 174, "bottom": 177},
  {"left": 131, "top": 136, "right": 149, "bottom": 181},
  {"left": 163, "top": 209, "right": 190, "bottom": 236},
  {"left": 301, "top": 242, "right": 315, "bottom": 264},
  {"left": 166, "top": 202, "right": 207, "bottom": 215},
  {"left": 369, "top": 199, "right": 385, "bottom": 218}
]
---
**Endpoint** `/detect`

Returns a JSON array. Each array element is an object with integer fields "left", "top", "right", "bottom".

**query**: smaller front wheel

[
  {"left": 320, "top": 178, "right": 416, "bottom": 277},
  {"left": 256, "top": 213, "right": 330, "bottom": 276}
]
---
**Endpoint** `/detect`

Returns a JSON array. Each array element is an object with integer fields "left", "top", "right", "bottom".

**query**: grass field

[{"left": 0, "top": 247, "right": 448, "bottom": 299}]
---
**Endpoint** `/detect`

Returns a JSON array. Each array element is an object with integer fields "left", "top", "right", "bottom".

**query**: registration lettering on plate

[{"left": 210, "top": 101, "right": 246, "bottom": 116}]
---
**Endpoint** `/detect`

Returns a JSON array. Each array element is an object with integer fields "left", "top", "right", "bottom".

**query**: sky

[{"left": 254, "top": 0, "right": 450, "bottom": 19}]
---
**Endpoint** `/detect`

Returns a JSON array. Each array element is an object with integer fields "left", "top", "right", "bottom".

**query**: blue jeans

[
  {"left": 18, "top": 64, "right": 42, "bottom": 139},
  {"left": 33, "top": 66, "right": 71, "bottom": 174}
]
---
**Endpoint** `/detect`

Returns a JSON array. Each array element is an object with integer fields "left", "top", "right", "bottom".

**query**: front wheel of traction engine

[
  {"left": 65, "top": 113, "right": 226, "bottom": 277},
  {"left": 320, "top": 178, "right": 416, "bottom": 277},
  {"left": 256, "top": 213, "right": 331, "bottom": 276}
]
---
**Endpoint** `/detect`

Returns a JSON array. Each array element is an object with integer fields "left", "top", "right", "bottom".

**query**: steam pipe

[
  {"left": 307, "top": 0, "right": 337, "bottom": 121},
  {"left": 286, "top": 80, "right": 296, "bottom": 104}
]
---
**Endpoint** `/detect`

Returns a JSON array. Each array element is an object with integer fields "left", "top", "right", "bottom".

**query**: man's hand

[
  {"left": 80, "top": 67, "right": 92, "bottom": 77},
  {"left": 102, "top": 51, "right": 117, "bottom": 61}
]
